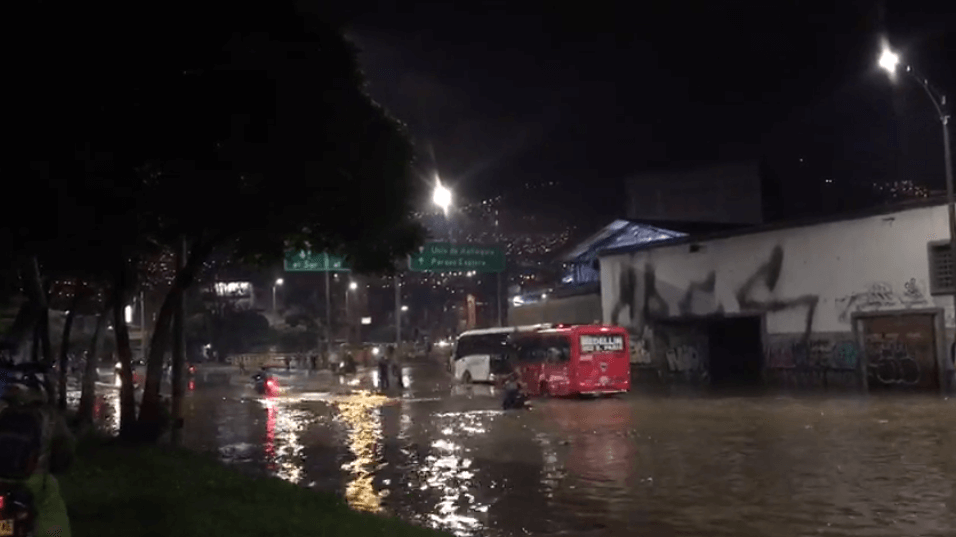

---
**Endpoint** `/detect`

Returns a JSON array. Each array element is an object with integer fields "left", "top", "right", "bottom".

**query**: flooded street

[{"left": 90, "top": 364, "right": 956, "bottom": 536}]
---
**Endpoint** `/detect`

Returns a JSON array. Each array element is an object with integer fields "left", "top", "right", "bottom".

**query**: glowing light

[
  {"left": 124, "top": 305, "right": 133, "bottom": 324},
  {"left": 433, "top": 179, "right": 453, "bottom": 214},
  {"left": 878, "top": 47, "right": 900, "bottom": 74},
  {"left": 275, "top": 278, "right": 284, "bottom": 286},
  {"left": 349, "top": 281, "right": 358, "bottom": 290}
]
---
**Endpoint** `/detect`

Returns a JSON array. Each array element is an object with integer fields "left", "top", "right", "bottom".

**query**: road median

[{"left": 59, "top": 436, "right": 449, "bottom": 537}]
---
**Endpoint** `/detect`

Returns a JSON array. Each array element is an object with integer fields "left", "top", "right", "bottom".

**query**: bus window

[
  {"left": 544, "top": 336, "right": 571, "bottom": 363},
  {"left": 455, "top": 333, "right": 510, "bottom": 360},
  {"left": 517, "top": 335, "right": 571, "bottom": 363}
]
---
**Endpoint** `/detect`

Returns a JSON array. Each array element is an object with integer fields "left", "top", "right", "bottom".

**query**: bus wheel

[
  {"left": 462, "top": 371, "right": 472, "bottom": 384},
  {"left": 539, "top": 382, "right": 550, "bottom": 397}
]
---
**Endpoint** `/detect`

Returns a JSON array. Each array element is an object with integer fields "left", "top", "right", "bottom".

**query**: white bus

[{"left": 450, "top": 325, "right": 551, "bottom": 383}]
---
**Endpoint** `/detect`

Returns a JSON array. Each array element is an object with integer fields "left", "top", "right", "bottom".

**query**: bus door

[
  {"left": 541, "top": 335, "right": 573, "bottom": 396},
  {"left": 517, "top": 335, "right": 545, "bottom": 396},
  {"left": 518, "top": 334, "right": 573, "bottom": 396}
]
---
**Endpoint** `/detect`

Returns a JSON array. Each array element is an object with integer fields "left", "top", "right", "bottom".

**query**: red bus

[{"left": 511, "top": 325, "right": 631, "bottom": 396}]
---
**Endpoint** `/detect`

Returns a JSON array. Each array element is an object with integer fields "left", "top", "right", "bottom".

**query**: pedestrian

[
  {"left": 284, "top": 356, "right": 291, "bottom": 372},
  {"left": 310, "top": 354, "right": 317, "bottom": 371},
  {"left": 392, "top": 347, "right": 404, "bottom": 389},
  {"left": 378, "top": 346, "right": 391, "bottom": 390}
]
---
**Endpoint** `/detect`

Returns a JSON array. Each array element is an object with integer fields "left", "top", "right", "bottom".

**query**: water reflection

[
  {"left": 331, "top": 390, "right": 391, "bottom": 513},
  {"left": 418, "top": 410, "right": 493, "bottom": 536},
  {"left": 78, "top": 368, "right": 956, "bottom": 537}
]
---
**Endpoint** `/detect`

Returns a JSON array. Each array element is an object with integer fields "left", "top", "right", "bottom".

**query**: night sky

[{"left": 326, "top": 0, "right": 954, "bottom": 224}]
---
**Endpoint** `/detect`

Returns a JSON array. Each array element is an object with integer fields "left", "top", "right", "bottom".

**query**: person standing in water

[{"left": 377, "top": 347, "right": 391, "bottom": 389}]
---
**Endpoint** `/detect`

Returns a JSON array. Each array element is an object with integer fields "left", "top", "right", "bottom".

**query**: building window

[{"left": 929, "top": 240, "right": 955, "bottom": 295}]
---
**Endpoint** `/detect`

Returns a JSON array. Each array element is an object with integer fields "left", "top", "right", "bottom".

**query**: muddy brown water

[{"left": 85, "top": 365, "right": 956, "bottom": 536}]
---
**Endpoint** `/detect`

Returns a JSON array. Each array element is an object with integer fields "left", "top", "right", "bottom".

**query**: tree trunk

[
  {"left": 112, "top": 269, "right": 137, "bottom": 439},
  {"left": 0, "top": 299, "right": 43, "bottom": 361},
  {"left": 57, "top": 291, "right": 81, "bottom": 410},
  {"left": 77, "top": 305, "right": 107, "bottom": 426},
  {"left": 32, "top": 320, "right": 41, "bottom": 362},
  {"left": 171, "top": 239, "right": 187, "bottom": 446},
  {"left": 138, "top": 238, "right": 214, "bottom": 434}
]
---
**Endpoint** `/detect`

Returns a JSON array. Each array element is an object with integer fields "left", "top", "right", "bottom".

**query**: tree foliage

[{"left": 5, "top": 1, "right": 424, "bottom": 440}]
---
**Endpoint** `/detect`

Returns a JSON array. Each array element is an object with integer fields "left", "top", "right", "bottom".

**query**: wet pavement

[{"left": 84, "top": 362, "right": 956, "bottom": 537}]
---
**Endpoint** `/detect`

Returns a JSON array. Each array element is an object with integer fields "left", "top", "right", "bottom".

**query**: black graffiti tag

[{"left": 735, "top": 245, "right": 819, "bottom": 347}]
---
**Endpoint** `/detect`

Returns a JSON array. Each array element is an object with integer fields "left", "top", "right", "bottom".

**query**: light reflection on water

[
  {"left": 260, "top": 397, "right": 308, "bottom": 484},
  {"left": 330, "top": 390, "right": 392, "bottom": 513},
  {"left": 85, "top": 370, "right": 956, "bottom": 537}
]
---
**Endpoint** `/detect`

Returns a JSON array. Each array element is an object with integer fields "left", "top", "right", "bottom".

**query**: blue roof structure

[{"left": 561, "top": 220, "right": 685, "bottom": 263}]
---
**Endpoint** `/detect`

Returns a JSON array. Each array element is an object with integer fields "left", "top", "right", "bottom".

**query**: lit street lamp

[
  {"left": 879, "top": 44, "right": 955, "bottom": 312},
  {"left": 272, "top": 278, "right": 284, "bottom": 313},
  {"left": 401, "top": 305, "right": 409, "bottom": 312},
  {"left": 433, "top": 178, "right": 452, "bottom": 215},
  {"left": 345, "top": 281, "right": 358, "bottom": 343}
]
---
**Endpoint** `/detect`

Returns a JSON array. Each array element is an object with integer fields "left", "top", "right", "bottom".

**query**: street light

[
  {"left": 272, "top": 278, "right": 284, "bottom": 313},
  {"left": 879, "top": 44, "right": 955, "bottom": 314},
  {"left": 433, "top": 178, "right": 452, "bottom": 215},
  {"left": 401, "top": 305, "right": 409, "bottom": 312},
  {"left": 345, "top": 281, "right": 358, "bottom": 343}
]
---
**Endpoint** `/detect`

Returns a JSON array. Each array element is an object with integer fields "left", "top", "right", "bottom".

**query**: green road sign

[
  {"left": 409, "top": 243, "right": 505, "bottom": 273},
  {"left": 284, "top": 251, "right": 350, "bottom": 272}
]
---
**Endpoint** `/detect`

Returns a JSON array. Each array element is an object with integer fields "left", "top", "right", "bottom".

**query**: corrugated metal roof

[{"left": 561, "top": 220, "right": 685, "bottom": 262}]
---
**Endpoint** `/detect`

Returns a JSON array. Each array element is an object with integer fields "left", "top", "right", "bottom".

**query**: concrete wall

[
  {"left": 509, "top": 293, "right": 602, "bottom": 326},
  {"left": 600, "top": 203, "right": 954, "bottom": 390}
]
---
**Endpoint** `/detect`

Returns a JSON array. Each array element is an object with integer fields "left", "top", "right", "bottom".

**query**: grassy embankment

[{"left": 59, "top": 437, "right": 449, "bottom": 537}]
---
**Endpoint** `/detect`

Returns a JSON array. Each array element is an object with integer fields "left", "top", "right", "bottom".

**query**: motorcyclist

[
  {"left": 0, "top": 361, "right": 75, "bottom": 537},
  {"left": 251, "top": 366, "right": 269, "bottom": 383},
  {"left": 501, "top": 362, "right": 527, "bottom": 410}
]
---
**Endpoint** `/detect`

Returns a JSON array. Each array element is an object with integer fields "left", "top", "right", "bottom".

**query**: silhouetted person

[{"left": 378, "top": 347, "right": 392, "bottom": 389}]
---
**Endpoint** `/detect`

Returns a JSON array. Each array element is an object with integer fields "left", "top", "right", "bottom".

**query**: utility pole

[
  {"left": 170, "top": 237, "right": 186, "bottom": 446},
  {"left": 395, "top": 274, "right": 401, "bottom": 347},
  {"left": 325, "top": 254, "right": 332, "bottom": 358},
  {"left": 140, "top": 290, "right": 147, "bottom": 361},
  {"left": 497, "top": 272, "right": 503, "bottom": 327}
]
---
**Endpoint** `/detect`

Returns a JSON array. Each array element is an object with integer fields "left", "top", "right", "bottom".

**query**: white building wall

[
  {"left": 600, "top": 203, "right": 954, "bottom": 390},
  {"left": 601, "top": 204, "right": 952, "bottom": 335}
]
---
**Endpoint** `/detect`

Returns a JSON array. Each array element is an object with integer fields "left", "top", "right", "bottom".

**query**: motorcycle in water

[{"left": 251, "top": 372, "right": 278, "bottom": 396}]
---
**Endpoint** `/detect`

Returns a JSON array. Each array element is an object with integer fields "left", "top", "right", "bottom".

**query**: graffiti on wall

[
  {"left": 678, "top": 271, "right": 723, "bottom": 316},
  {"left": 867, "top": 341, "right": 921, "bottom": 386},
  {"left": 630, "top": 325, "right": 653, "bottom": 366},
  {"left": 835, "top": 279, "right": 929, "bottom": 323},
  {"left": 610, "top": 245, "right": 820, "bottom": 380},
  {"left": 736, "top": 246, "right": 820, "bottom": 350},
  {"left": 665, "top": 345, "right": 702, "bottom": 372},
  {"left": 765, "top": 339, "right": 859, "bottom": 370}
]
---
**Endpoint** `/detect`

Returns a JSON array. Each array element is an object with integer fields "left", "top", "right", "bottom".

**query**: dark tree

[{"left": 6, "top": 1, "right": 424, "bottom": 440}]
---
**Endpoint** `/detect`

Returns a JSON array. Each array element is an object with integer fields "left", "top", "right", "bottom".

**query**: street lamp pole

[
  {"left": 879, "top": 47, "right": 955, "bottom": 328},
  {"left": 346, "top": 281, "right": 357, "bottom": 344},
  {"left": 272, "top": 278, "right": 283, "bottom": 313}
]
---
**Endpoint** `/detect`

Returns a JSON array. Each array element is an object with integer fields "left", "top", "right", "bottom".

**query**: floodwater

[{"left": 88, "top": 364, "right": 956, "bottom": 537}]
